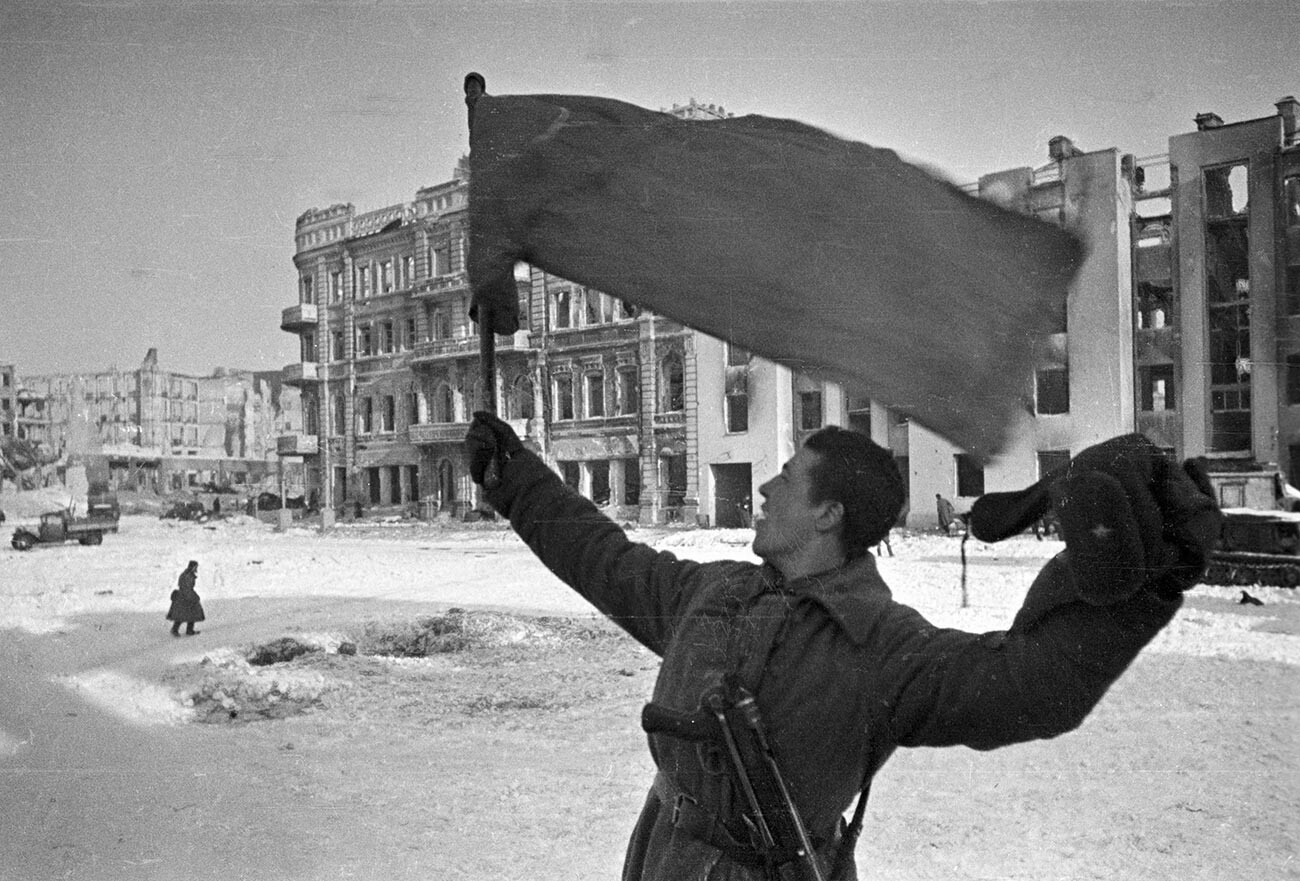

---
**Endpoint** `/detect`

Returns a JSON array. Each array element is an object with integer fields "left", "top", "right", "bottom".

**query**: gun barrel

[{"left": 641, "top": 702, "right": 717, "bottom": 742}]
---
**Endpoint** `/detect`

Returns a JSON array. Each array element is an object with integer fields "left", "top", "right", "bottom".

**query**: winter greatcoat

[
  {"left": 485, "top": 451, "right": 1184, "bottom": 881},
  {"left": 165, "top": 566, "right": 205, "bottom": 624}
]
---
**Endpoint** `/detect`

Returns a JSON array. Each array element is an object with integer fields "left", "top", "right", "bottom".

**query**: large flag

[{"left": 467, "top": 93, "right": 1085, "bottom": 460}]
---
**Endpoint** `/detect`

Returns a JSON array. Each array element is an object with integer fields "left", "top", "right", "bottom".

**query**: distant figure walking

[
  {"left": 936, "top": 493, "right": 966, "bottom": 535},
  {"left": 166, "top": 560, "right": 205, "bottom": 637}
]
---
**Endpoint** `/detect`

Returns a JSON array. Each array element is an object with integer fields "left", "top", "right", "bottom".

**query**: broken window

[
  {"left": 1205, "top": 205, "right": 1251, "bottom": 452},
  {"left": 590, "top": 460, "right": 610, "bottom": 505},
  {"left": 725, "top": 364, "right": 749, "bottom": 433},
  {"left": 585, "top": 371, "right": 605, "bottom": 418},
  {"left": 799, "top": 391, "right": 823, "bottom": 430},
  {"left": 1035, "top": 367, "right": 1069, "bottom": 415},
  {"left": 1205, "top": 163, "right": 1248, "bottom": 219},
  {"left": 1288, "top": 355, "right": 1300, "bottom": 406},
  {"left": 617, "top": 367, "right": 639, "bottom": 416},
  {"left": 560, "top": 461, "right": 580, "bottom": 490},
  {"left": 1140, "top": 364, "right": 1176, "bottom": 411},
  {"left": 725, "top": 342, "right": 752, "bottom": 367},
  {"left": 433, "top": 385, "right": 453, "bottom": 423},
  {"left": 406, "top": 465, "right": 419, "bottom": 502},
  {"left": 661, "top": 355, "right": 684, "bottom": 412},
  {"left": 431, "top": 244, "right": 451, "bottom": 276},
  {"left": 430, "top": 309, "right": 450, "bottom": 341},
  {"left": 623, "top": 458, "right": 641, "bottom": 506},
  {"left": 507, "top": 374, "right": 534, "bottom": 421},
  {"left": 1037, "top": 450, "right": 1071, "bottom": 481},
  {"left": 552, "top": 290, "right": 572, "bottom": 330},
  {"left": 955, "top": 453, "right": 985, "bottom": 497},
  {"left": 1286, "top": 176, "right": 1300, "bottom": 227},
  {"left": 554, "top": 374, "right": 574, "bottom": 420}
]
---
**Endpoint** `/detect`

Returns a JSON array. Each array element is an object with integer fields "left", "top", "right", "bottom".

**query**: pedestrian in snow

[
  {"left": 166, "top": 560, "right": 204, "bottom": 637},
  {"left": 464, "top": 414, "right": 1220, "bottom": 881}
]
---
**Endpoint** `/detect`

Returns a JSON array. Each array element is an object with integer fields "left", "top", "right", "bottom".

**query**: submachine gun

[{"left": 642, "top": 677, "right": 830, "bottom": 881}]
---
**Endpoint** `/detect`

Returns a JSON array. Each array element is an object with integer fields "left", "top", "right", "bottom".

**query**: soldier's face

[{"left": 752, "top": 448, "right": 824, "bottom": 562}]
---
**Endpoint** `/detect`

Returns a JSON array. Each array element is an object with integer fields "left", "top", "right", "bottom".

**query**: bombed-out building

[
  {"left": 282, "top": 95, "right": 1298, "bottom": 528},
  {"left": 905, "top": 96, "right": 1300, "bottom": 519},
  {"left": 14, "top": 349, "right": 299, "bottom": 493}
]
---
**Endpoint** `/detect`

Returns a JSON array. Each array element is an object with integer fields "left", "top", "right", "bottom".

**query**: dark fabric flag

[{"left": 467, "top": 93, "right": 1085, "bottom": 460}]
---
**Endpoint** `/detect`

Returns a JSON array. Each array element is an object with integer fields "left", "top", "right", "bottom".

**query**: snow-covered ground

[
  {"left": 3, "top": 512, "right": 1296, "bottom": 881},
  {"left": 3, "top": 514, "right": 1296, "bottom": 723}
]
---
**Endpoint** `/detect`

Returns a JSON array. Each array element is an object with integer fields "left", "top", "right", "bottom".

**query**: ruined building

[
  {"left": 281, "top": 95, "right": 1299, "bottom": 527},
  {"left": 10, "top": 349, "right": 300, "bottom": 493}
]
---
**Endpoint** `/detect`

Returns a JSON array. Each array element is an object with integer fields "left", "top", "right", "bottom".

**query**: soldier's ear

[{"left": 815, "top": 499, "right": 844, "bottom": 534}]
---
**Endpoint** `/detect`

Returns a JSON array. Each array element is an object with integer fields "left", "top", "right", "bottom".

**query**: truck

[{"left": 11, "top": 508, "right": 117, "bottom": 551}]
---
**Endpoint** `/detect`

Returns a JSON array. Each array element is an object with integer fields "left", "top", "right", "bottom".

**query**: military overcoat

[{"left": 487, "top": 452, "right": 1181, "bottom": 881}]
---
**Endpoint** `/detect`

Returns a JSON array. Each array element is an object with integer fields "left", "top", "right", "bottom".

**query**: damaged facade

[
  {"left": 6, "top": 350, "right": 300, "bottom": 493},
  {"left": 282, "top": 95, "right": 1300, "bottom": 527}
]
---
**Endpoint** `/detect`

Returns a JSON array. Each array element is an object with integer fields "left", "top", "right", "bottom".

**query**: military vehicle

[
  {"left": 1202, "top": 508, "right": 1300, "bottom": 587},
  {"left": 11, "top": 508, "right": 118, "bottom": 551}
]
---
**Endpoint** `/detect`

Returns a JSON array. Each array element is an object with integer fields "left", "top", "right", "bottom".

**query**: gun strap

[{"left": 736, "top": 588, "right": 871, "bottom": 881}]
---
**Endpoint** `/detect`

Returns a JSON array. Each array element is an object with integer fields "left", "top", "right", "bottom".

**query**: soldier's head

[
  {"left": 803, "top": 426, "right": 905, "bottom": 561},
  {"left": 754, "top": 426, "right": 903, "bottom": 578}
]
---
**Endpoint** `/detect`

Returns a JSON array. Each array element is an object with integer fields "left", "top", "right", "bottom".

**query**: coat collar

[{"left": 748, "top": 555, "right": 894, "bottom": 646}]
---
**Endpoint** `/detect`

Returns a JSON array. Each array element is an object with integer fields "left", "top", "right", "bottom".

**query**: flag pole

[{"left": 464, "top": 72, "right": 500, "bottom": 489}]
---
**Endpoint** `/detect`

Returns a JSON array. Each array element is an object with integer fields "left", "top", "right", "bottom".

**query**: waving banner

[{"left": 467, "top": 92, "right": 1084, "bottom": 460}]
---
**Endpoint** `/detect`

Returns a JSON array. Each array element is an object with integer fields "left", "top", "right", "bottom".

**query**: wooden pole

[{"left": 464, "top": 72, "right": 500, "bottom": 489}]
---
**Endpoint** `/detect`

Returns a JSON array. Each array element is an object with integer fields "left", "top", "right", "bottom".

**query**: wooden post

[{"left": 464, "top": 72, "right": 500, "bottom": 489}]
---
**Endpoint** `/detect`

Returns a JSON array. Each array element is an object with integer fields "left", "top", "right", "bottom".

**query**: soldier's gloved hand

[
  {"left": 1052, "top": 433, "right": 1220, "bottom": 603},
  {"left": 463, "top": 411, "right": 523, "bottom": 486}
]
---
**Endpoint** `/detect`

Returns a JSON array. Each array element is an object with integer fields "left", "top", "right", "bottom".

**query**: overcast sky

[{"left": 1, "top": 0, "right": 1295, "bottom": 378}]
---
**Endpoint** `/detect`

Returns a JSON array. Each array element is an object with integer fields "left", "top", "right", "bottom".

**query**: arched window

[
  {"left": 660, "top": 353, "right": 684, "bottom": 412},
  {"left": 433, "top": 383, "right": 454, "bottom": 423},
  {"left": 507, "top": 374, "right": 535, "bottom": 420}
]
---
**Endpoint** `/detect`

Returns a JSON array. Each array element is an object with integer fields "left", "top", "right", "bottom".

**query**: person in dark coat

[
  {"left": 464, "top": 415, "right": 1219, "bottom": 880},
  {"left": 166, "top": 560, "right": 204, "bottom": 636}
]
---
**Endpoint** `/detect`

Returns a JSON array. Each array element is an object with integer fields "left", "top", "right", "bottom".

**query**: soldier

[
  {"left": 166, "top": 560, "right": 205, "bottom": 637},
  {"left": 464, "top": 414, "right": 1218, "bottom": 880}
]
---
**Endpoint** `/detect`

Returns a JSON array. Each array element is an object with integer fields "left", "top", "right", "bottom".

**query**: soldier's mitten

[
  {"left": 1051, "top": 434, "right": 1166, "bottom": 604},
  {"left": 463, "top": 411, "right": 524, "bottom": 485},
  {"left": 1148, "top": 457, "right": 1222, "bottom": 598}
]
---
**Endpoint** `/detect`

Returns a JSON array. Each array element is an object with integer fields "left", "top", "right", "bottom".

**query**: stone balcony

[
  {"left": 409, "top": 416, "right": 537, "bottom": 446},
  {"left": 411, "top": 272, "right": 470, "bottom": 299},
  {"left": 277, "top": 434, "right": 319, "bottom": 456},
  {"left": 410, "top": 330, "right": 532, "bottom": 365},
  {"left": 407, "top": 422, "right": 470, "bottom": 445},
  {"left": 280, "top": 303, "right": 318, "bottom": 332},
  {"left": 282, "top": 362, "right": 319, "bottom": 386}
]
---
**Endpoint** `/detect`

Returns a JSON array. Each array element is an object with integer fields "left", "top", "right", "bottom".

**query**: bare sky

[{"left": 1, "top": 0, "right": 1295, "bottom": 378}]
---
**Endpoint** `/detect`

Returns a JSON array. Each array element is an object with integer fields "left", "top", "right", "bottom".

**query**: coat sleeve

[
  {"left": 879, "top": 552, "right": 1181, "bottom": 750},
  {"left": 485, "top": 450, "right": 715, "bottom": 655}
]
